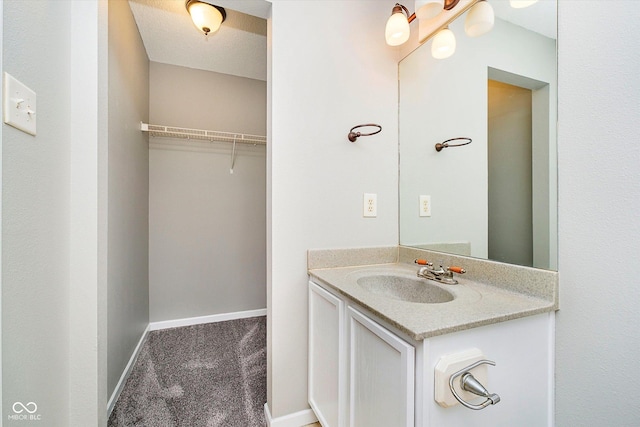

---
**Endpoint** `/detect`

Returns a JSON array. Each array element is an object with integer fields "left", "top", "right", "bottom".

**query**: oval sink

[{"left": 357, "top": 275, "right": 454, "bottom": 304}]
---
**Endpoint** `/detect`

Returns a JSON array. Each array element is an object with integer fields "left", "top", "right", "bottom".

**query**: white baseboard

[
  {"left": 107, "top": 325, "right": 150, "bottom": 416},
  {"left": 149, "top": 308, "right": 267, "bottom": 331},
  {"left": 264, "top": 403, "right": 318, "bottom": 427}
]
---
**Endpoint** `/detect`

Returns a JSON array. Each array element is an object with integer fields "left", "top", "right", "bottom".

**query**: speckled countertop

[{"left": 308, "top": 246, "right": 558, "bottom": 341}]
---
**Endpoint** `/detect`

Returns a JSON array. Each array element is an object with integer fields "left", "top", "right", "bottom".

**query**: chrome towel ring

[{"left": 348, "top": 124, "right": 382, "bottom": 142}]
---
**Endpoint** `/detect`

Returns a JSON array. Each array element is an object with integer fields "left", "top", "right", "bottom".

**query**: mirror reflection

[{"left": 399, "top": 0, "right": 557, "bottom": 270}]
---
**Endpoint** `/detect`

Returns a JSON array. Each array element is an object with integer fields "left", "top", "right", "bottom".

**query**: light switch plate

[{"left": 3, "top": 72, "right": 37, "bottom": 136}]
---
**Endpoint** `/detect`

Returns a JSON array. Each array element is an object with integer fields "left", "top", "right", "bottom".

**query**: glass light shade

[
  {"left": 385, "top": 11, "right": 411, "bottom": 46},
  {"left": 464, "top": 0, "right": 494, "bottom": 37},
  {"left": 187, "top": 1, "right": 223, "bottom": 35},
  {"left": 509, "top": 0, "right": 538, "bottom": 8},
  {"left": 415, "top": 0, "right": 444, "bottom": 20},
  {"left": 431, "top": 27, "right": 456, "bottom": 59}
]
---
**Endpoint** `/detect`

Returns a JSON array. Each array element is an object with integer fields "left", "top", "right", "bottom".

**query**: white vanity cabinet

[
  {"left": 309, "top": 281, "right": 415, "bottom": 427},
  {"left": 416, "top": 313, "right": 554, "bottom": 427},
  {"left": 347, "top": 306, "right": 415, "bottom": 427},
  {"left": 309, "top": 279, "right": 555, "bottom": 427},
  {"left": 308, "top": 281, "right": 345, "bottom": 427}
]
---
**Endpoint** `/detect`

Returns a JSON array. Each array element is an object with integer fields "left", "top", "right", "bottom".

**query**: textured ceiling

[
  {"left": 128, "top": 0, "right": 554, "bottom": 83},
  {"left": 129, "top": 0, "right": 268, "bottom": 81}
]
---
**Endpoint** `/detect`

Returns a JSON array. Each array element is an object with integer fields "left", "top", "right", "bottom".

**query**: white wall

[
  {"left": 106, "top": 0, "right": 150, "bottom": 400},
  {"left": 399, "top": 17, "right": 556, "bottom": 262},
  {"left": 4, "top": 2, "right": 637, "bottom": 425},
  {"left": 69, "top": 0, "right": 109, "bottom": 424},
  {"left": 556, "top": 1, "right": 640, "bottom": 424},
  {"left": 268, "top": 0, "right": 399, "bottom": 418},
  {"left": 2, "top": 0, "right": 72, "bottom": 423},
  {"left": 149, "top": 63, "right": 266, "bottom": 322}
]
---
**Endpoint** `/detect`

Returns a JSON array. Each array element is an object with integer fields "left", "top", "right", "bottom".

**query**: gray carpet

[{"left": 108, "top": 316, "right": 267, "bottom": 427}]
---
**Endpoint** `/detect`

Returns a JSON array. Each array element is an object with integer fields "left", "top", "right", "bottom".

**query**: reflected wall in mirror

[{"left": 399, "top": 0, "right": 557, "bottom": 270}]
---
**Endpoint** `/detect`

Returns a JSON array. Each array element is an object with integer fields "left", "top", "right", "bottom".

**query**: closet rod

[{"left": 141, "top": 123, "right": 266, "bottom": 145}]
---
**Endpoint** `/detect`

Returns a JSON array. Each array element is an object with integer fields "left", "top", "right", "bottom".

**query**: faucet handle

[
  {"left": 415, "top": 259, "right": 432, "bottom": 266},
  {"left": 447, "top": 266, "right": 466, "bottom": 274}
]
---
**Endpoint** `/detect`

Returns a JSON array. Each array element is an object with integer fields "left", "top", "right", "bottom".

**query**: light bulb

[
  {"left": 509, "top": 0, "right": 538, "bottom": 8},
  {"left": 431, "top": 27, "right": 456, "bottom": 59},
  {"left": 464, "top": 0, "right": 494, "bottom": 37},
  {"left": 186, "top": 0, "right": 224, "bottom": 35},
  {"left": 415, "top": 0, "right": 444, "bottom": 20},
  {"left": 385, "top": 10, "right": 411, "bottom": 46}
]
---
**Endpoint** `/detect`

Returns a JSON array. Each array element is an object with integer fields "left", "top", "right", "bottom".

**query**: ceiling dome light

[
  {"left": 186, "top": 0, "right": 226, "bottom": 36},
  {"left": 509, "top": 0, "right": 538, "bottom": 8},
  {"left": 415, "top": 0, "right": 444, "bottom": 20},
  {"left": 464, "top": 0, "right": 494, "bottom": 37},
  {"left": 431, "top": 27, "right": 456, "bottom": 59},
  {"left": 385, "top": 4, "right": 411, "bottom": 46}
]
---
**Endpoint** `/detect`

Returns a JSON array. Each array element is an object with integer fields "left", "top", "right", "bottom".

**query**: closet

[
  {"left": 125, "top": 1, "right": 268, "bottom": 324},
  {"left": 107, "top": 1, "right": 268, "bottom": 405},
  {"left": 145, "top": 61, "right": 267, "bottom": 324}
]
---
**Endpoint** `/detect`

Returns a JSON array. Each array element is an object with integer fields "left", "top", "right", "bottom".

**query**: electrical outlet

[
  {"left": 363, "top": 193, "right": 377, "bottom": 217},
  {"left": 419, "top": 195, "right": 431, "bottom": 217}
]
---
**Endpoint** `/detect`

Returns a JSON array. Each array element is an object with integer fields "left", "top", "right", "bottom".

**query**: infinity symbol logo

[{"left": 12, "top": 401, "right": 38, "bottom": 414}]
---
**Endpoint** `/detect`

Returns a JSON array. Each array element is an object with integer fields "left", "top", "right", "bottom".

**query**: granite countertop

[{"left": 309, "top": 262, "right": 557, "bottom": 341}]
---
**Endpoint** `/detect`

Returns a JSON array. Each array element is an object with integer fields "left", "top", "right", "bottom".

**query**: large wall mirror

[{"left": 399, "top": 0, "right": 557, "bottom": 270}]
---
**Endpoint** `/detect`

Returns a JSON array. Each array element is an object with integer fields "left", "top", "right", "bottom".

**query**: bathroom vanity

[{"left": 307, "top": 247, "right": 558, "bottom": 427}]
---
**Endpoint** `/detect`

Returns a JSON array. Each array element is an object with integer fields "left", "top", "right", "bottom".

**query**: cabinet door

[
  {"left": 309, "top": 281, "right": 345, "bottom": 427},
  {"left": 348, "top": 306, "right": 415, "bottom": 427}
]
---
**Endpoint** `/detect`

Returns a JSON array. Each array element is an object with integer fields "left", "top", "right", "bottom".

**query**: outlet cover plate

[
  {"left": 419, "top": 195, "right": 431, "bottom": 217},
  {"left": 363, "top": 193, "right": 377, "bottom": 218}
]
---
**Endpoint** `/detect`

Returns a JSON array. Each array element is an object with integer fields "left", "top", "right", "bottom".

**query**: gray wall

[
  {"left": 2, "top": 2, "right": 109, "bottom": 424},
  {"left": 488, "top": 80, "right": 533, "bottom": 266},
  {"left": 556, "top": 0, "right": 640, "bottom": 424},
  {"left": 149, "top": 62, "right": 267, "bottom": 135},
  {"left": 107, "top": 0, "right": 150, "bottom": 398},
  {"left": 149, "top": 62, "right": 266, "bottom": 322},
  {"left": 2, "top": 0, "right": 72, "bottom": 424}
]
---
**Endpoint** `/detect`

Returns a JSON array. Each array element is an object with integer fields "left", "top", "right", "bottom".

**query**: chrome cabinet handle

[{"left": 448, "top": 359, "right": 501, "bottom": 410}]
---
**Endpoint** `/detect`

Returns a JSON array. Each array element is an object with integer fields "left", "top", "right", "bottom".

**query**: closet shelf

[{"left": 141, "top": 123, "right": 266, "bottom": 146}]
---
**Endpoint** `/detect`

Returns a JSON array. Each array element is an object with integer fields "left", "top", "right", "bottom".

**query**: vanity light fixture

[
  {"left": 386, "top": 0, "right": 534, "bottom": 57},
  {"left": 385, "top": 0, "right": 461, "bottom": 46},
  {"left": 385, "top": 4, "right": 414, "bottom": 46},
  {"left": 464, "top": 0, "right": 494, "bottom": 37},
  {"left": 431, "top": 27, "right": 456, "bottom": 59},
  {"left": 415, "top": 0, "right": 445, "bottom": 20},
  {"left": 185, "top": 0, "right": 226, "bottom": 36}
]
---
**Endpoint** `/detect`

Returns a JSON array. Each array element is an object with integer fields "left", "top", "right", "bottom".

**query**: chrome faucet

[{"left": 415, "top": 259, "right": 466, "bottom": 285}]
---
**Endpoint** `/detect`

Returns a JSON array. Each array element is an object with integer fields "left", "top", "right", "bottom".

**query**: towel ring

[
  {"left": 348, "top": 124, "right": 382, "bottom": 142},
  {"left": 435, "top": 137, "right": 472, "bottom": 152}
]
